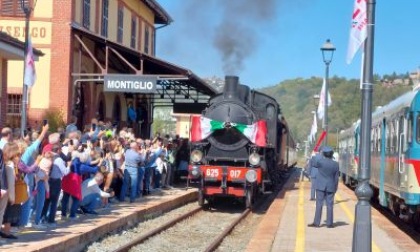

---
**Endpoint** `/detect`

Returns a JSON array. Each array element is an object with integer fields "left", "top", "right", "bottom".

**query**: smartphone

[
  {"left": 23, "top": 129, "right": 28, "bottom": 137},
  {"left": 43, "top": 119, "right": 48, "bottom": 126},
  {"left": 92, "top": 123, "right": 96, "bottom": 131},
  {"left": 70, "top": 139, "right": 74, "bottom": 145}
]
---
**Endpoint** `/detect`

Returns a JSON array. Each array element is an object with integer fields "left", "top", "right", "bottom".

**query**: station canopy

[
  {"left": 0, "top": 31, "right": 43, "bottom": 59},
  {"left": 71, "top": 23, "right": 217, "bottom": 108}
]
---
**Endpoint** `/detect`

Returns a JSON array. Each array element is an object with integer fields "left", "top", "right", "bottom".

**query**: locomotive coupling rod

[
  {"left": 112, "top": 206, "right": 202, "bottom": 252},
  {"left": 204, "top": 208, "right": 251, "bottom": 252}
]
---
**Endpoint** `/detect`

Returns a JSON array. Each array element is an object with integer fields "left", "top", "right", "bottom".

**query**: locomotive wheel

[
  {"left": 245, "top": 187, "right": 253, "bottom": 209},
  {"left": 198, "top": 188, "right": 205, "bottom": 207}
]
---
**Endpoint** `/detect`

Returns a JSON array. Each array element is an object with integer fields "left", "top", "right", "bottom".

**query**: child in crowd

[{"left": 33, "top": 152, "right": 53, "bottom": 199}]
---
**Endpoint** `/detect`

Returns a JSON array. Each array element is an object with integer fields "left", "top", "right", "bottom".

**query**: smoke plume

[{"left": 213, "top": 0, "right": 278, "bottom": 74}]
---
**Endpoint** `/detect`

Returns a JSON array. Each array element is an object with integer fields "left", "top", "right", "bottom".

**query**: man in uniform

[
  {"left": 307, "top": 151, "right": 320, "bottom": 200},
  {"left": 307, "top": 146, "right": 339, "bottom": 228}
]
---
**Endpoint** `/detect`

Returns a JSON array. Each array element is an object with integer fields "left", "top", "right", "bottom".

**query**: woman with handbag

[{"left": 0, "top": 142, "right": 24, "bottom": 239}]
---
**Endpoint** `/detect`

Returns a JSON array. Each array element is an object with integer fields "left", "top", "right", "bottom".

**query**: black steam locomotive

[{"left": 188, "top": 76, "right": 296, "bottom": 208}]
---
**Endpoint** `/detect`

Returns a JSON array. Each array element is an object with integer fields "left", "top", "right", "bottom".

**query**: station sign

[{"left": 103, "top": 74, "right": 157, "bottom": 93}]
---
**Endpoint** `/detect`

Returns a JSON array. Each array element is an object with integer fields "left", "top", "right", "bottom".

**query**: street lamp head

[
  {"left": 321, "top": 39, "right": 336, "bottom": 64},
  {"left": 20, "top": 0, "right": 37, "bottom": 13}
]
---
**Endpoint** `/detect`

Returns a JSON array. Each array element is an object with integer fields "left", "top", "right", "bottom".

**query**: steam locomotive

[{"left": 188, "top": 76, "right": 297, "bottom": 208}]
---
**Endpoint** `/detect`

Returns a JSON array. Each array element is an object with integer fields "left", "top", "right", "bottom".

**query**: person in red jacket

[{"left": 61, "top": 151, "right": 98, "bottom": 220}]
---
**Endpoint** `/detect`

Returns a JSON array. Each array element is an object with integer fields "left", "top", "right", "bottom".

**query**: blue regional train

[{"left": 339, "top": 89, "right": 420, "bottom": 226}]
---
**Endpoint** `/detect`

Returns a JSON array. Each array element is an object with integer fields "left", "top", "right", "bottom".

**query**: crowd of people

[{"left": 0, "top": 118, "right": 191, "bottom": 240}]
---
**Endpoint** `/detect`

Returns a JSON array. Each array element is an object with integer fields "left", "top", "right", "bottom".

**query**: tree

[
  {"left": 259, "top": 76, "right": 410, "bottom": 144},
  {"left": 152, "top": 107, "right": 175, "bottom": 136}
]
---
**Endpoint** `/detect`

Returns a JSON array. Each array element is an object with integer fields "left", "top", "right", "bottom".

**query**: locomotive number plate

[
  {"left": 205, "top": 168, "right": 220, "bottom": 178},
  {"left": 229, "top": 170, "right": 242, "bottom": 179}
]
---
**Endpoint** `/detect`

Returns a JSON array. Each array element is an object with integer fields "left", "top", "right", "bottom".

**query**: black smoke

[{"left": 213, "top": 0, "right": 278, "bottom": 74}]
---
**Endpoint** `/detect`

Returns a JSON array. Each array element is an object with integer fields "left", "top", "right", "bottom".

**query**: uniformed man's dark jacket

[{"left": 314, "top": 156, "right": 339, "bottom": 193}]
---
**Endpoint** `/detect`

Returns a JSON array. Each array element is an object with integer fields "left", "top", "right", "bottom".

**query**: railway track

[
  {"left": 111, "top": 205, "right": 251, "bottom": 252},
  {"left": 92, "top": 169, "right": 294, "bottom": 252}
]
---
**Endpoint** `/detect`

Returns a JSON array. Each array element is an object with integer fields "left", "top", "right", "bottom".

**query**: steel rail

[
  {"left": 112, "top": 206, "right": 202, "bottom": 252},
  {"left": 204, "top": 208, "right": 252, "bottom": 252}
]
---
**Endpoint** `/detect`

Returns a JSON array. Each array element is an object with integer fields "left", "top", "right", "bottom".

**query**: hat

[{"left": 322, "top": 146, "right": 334, "bottom": 153}]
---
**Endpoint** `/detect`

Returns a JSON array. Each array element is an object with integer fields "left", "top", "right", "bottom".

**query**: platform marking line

[
  {"left": 335, "top": 193, "right": 381, "bottom": 252},
  {"left": 294, "top": 180, "right": 305, "bottom": 252}
]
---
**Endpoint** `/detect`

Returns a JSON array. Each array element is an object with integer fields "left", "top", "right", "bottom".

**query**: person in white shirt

[
  {"left": 0, "top": 128, "right": 12, "bottom": 150},
  {"left": 40, "top": 143, "right": 71, "bottom": 226},
  {"left": 81, "top": 172, "right": 113, "bottom": 214}
]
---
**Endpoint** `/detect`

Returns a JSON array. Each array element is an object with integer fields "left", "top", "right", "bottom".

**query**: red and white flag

[
  {"left": 346, "top": 0, "right": 368, "bottom": 64},
  {"left": 317, "top": 78, "right": 332, "bottom": 120},
  {"left": 24, "top": 38, "right": 36, "bottom": 87},
  {"left": 310, "top": 112, "right": 317, "bottom": 142}
]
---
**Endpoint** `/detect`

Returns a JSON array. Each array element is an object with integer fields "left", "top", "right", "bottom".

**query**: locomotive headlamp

[
  {"left": 246, "top": 170, "right": 258, "bottom": 183},
  {"left": 248, "top": 152, "right": 261, "bottom": 166},
  {"left": 190, "top": 166, "right": 201, "bottom": 178},
  {"left": 191, "top": 149, "right": 203, "bottom": 163}
]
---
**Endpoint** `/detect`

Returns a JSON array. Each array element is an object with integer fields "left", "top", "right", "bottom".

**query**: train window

[
  {"left": 392, "top": 121, "right": 397, "bottom": 153},
  {"left": 408, "top": 113, "right": 413, "bottom": 144},
  {"left": 266, "top": 104, "right": 275, "bottom": 120}
]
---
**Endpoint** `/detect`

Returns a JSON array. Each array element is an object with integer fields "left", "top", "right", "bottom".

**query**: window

[
  {"left": 101, "top": 0, "right": 109, "bottom": 37},
  {"left": 144, "top": 25, "right": 149, "bottom": 54},
  {"left": 0, "top": 0, "right": 26, "bottom": 17},
  {"left": 130, "top": 17, "right": 136, "bottom": 49},
  {"left": 408, "top": 113, "right": 413, "bottom": 144},
  {"left": 117, "top": 6, "right": 124, "bottom": 43},
  {"left": 7, "top": 94, "right": 22, "bottom": 115},
  {"left": 82, "top": 0, "right": 90, "bottom": 29}
]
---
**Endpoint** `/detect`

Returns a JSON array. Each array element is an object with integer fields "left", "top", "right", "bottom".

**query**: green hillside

[{"left": 260, "top": 76, "right": 412, "bottom": 146}]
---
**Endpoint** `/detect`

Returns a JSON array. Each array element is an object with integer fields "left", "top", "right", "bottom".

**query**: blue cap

[{"left": 322, "top": 146, "right": 334, "bottom": 153}]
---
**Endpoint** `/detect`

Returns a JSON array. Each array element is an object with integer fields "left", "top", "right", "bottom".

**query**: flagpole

[
  {"left": 20, "top": 2, "right": 31, "bottom": 137},
  {"left": 352, "top": 0, "right": 376, "bottom": 251},
  {"left": 323, "top": 64, "right": 329, "bottom": 146}
]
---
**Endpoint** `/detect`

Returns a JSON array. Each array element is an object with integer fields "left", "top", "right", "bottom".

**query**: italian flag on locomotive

[{"left": 190, "top": 116, "right": 267, "bottom": 147}]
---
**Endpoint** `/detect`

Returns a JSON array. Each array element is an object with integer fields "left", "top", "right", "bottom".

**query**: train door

[
  {"left": 379, "top": 119, "right": 387, "bottom": 206},
  {"left": 398, "top": 113, "right": 410, "bottom": 189}
]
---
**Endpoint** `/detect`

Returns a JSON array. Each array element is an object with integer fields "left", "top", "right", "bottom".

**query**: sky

[{"left": 155, "top": 0, "right": 420, "bottom": 89}]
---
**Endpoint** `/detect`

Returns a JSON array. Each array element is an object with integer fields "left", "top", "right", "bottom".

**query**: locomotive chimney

[{"left": 223, "top": 75, "right": 239, "bottom": 99}]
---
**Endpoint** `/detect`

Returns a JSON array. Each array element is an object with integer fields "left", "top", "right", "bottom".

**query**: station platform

[
  {"left": 0, "top": 188, "right": 197, "bottom": 252},
  {"left": 246, "top": 169, "right": 419, "bottom": 252}
]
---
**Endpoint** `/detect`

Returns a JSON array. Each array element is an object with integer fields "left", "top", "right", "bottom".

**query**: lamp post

[
  {"left": 20, "top": 0, "right": 37, "bottom": 137},
  {"left": 320, "top": 39, "right": 336, "bottom": 146},
  {"left": 353, "top": 1, "right": 376, "bottom": 251}
]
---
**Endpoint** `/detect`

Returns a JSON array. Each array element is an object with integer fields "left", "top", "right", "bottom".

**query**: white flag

[
  {"left": 346, "top": 0, "right": 368, "bottom": 64},
  {"left": 24, "top": 38, "right": 36, "bottom": 87},
  {"left": 317, "top": 78, "right": 332, "bottom": 120},
  {"left": 310, "top": 112, "right": 318, "bottom": 142}
]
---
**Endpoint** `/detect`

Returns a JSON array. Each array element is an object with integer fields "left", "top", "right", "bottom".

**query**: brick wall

[
  {"left": 1, "top": 59, "right": 7, "bottom": 127},
  {"left": 49, "top": 0, "right": 74, "bottom": 122}
]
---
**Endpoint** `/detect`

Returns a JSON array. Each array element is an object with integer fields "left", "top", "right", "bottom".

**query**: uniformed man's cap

[{"left": 322, "top": 146, "right": 334, "bottom": 153}]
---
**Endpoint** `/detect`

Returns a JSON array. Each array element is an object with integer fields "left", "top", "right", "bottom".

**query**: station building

[
  {"left": 0, "top": 31, "right": 42, "bottom": 126},
  {"left": 0, "top": 0, "right": 215, "bottom": 137}
]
